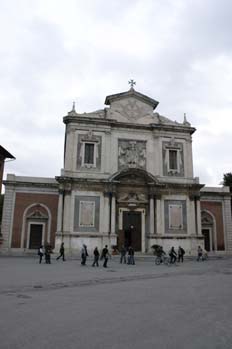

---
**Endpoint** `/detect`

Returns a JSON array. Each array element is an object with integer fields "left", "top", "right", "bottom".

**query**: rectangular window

[
  {"left": 84, "top": 143, "right": 94, "bottom": 164},
  {"left": 169, "top": 150, "right": 178, "bottom": 170}
]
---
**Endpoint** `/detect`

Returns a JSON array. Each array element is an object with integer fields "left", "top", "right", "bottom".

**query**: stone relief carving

[
  {"left": 201, "top": 211, "right": 213, "bottom": 225},
  {"left": 109, "top": 98, "right": 153, "bottom": 122},
  {"left": 118, "top": 192, "right": 148, "bottom": 203},
  {"left": 118, "top": 140, "right": 146, "bottom": 170}
]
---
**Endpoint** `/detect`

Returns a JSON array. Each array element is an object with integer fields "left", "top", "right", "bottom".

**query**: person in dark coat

[
  {"left": 45, "top": 244, "right": 52, "bottom": 264},
  {"left": 38, "top": 245, "right": 44, "bottom": 264},
  {"left": 120, "top": 245, "right": 127, "bottom": 264},
  {"left": 92, "top": 247, "right": 100, "bottom": 267},
  {"left": 56, "top": 242, "right": 66, "bottom": 261},
  {"left": 177, "top": 246, "right": 185, "bottom": 263},
  {"left": 169, "top": 247, "right": 177, "bottom": 264},
  {"left": 128, "top": 246, "right": 135, "bottom": 265},
  {"left": 81, "top": 244, "right": 88, "bottom": 265},
  {"left": 101, "top": 245, "right": 109, "bottom": 268}
]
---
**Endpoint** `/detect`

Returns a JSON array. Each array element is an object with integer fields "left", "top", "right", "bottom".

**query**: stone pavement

[{"left": 0, "top": 256, "right": 232, "bottom": 349}]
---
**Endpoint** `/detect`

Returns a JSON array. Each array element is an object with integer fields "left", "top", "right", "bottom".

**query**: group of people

[
  {"left": 80, "top": 244, "right": 109, "bottom": 268},
  {"left": 38, "top": 242, "right": 208, "bottom": 265},
  {"left": 119, "top": 245, "right": 135, "bottom": 265},
  {"left": 156, "top": 245, "right": 185, "bottom": 264},
  {"left": 38, "top": 243, "right": 110, "bottom": 267},
  {"left": 197, "top": 245, "right": 208, "bottom": 261},
  {"left": 38, "top": 243, "right": 55, "bottom": 264}
]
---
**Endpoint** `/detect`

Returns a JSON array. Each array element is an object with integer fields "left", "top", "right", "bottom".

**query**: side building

[{"left": 1, "top": 87, "right": 232, "bottom": 255}]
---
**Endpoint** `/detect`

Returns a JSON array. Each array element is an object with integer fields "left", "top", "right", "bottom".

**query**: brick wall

[
  {"left": 11, "top": 193, "right": 59, "bottom": 248},
  {"left": 201, "top": 201, "right": 224, "bottom": 250}
]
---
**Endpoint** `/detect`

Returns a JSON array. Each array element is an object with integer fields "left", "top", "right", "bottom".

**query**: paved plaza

[{"left": 0, "top": 255, "right": 232, "bottom": 349}]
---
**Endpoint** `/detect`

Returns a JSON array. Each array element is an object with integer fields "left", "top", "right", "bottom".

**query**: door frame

[
  {"left": 27, "top": 221, "right": 45, "bottom": 249},
  {"left": 118, "top": 207, "right": 146, "bottom": 252},
  {"left": 202, "top": 227, "right": 215, "bottom": 251}
]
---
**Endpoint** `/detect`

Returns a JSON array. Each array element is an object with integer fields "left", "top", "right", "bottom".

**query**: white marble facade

[{"left": 55, "top": 87, "right": 204, "bottom": 255}]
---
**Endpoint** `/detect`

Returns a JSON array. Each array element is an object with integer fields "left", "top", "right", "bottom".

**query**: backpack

[{"left": 181, "top": 248, "right": 185, "bottom": 255}]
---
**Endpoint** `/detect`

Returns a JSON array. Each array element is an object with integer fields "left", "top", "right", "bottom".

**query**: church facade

[{"left": 1, "top": 86, "right": 232, "bottom": 255}]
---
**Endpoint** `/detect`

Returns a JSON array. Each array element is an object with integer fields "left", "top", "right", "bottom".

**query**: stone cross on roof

[{"left": 128, "top": 79, "right": 136, "bottom": 89}]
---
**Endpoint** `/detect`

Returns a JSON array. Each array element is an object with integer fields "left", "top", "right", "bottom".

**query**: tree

[{"left": 223, "top": 173, "right": 232, "bottom": 192}]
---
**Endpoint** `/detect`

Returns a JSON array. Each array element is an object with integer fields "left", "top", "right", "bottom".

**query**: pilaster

[{"left": 1, "top": 184, "right": 15, "bottom": 252}]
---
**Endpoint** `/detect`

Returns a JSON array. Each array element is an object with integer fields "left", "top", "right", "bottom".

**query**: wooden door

[
  {"left": 29, "top": 224, "right": 43, "bottom": 249},
  {"left": 202, "top": 229, "right": 210, "bottom": 252},
  {"left": 123, "top": 211, "right": 141, "bottom": 251}
]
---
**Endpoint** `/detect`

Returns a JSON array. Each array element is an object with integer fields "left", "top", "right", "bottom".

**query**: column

[
  {"left": 63, "top": 188, "right": 72, "bottom": 234},
  {"left": 224, "top": 196, "right": 232, "bottom": 251},
  {"left": 156, "top": 197, "right": 162, "bottom": 235},
  {"left": 103, "top": 192, "right": 110, "bottom": 234},
  {"left": 111, "top": 194, "right": 116, "bottom": 235},
  {"left": 195, "top": 196, "right": 201, "bottom": 235},
  {"left": 1, "top": 181, "right": 15, "bottom": 251},
  {"left": 56, "top": 189, "right": 64, "bottom": 233},
  {"left": 141, "top": 209, "right": 146, "bottom": 253},
  {"left": 149, "top": 195, "right": 155, "bottom": 235}
]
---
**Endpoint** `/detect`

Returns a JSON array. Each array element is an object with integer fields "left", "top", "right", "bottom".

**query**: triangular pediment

[
  {"left": 109, "top": 168, "right": 159, "bottom": 185},
  {"left": 105, "top": 88, "right": 159, "bottom": 124},
  {"left": 105, "top": 88, "right": 159, "bottom": 109}
]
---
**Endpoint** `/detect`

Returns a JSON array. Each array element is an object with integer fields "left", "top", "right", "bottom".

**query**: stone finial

[
  {"left": 183, "top": 113, "right": 190, "bottom": 126},
  {"left": 68, "top": 100, "right": 78, "bottom": 116}
]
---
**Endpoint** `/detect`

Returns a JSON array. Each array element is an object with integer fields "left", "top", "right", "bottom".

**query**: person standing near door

[
  {"left": 128, "top": 246, "right": 135, "bottom": 265},
  {"left": 120, "top": 245, "right": 127, "bottom": 264}
]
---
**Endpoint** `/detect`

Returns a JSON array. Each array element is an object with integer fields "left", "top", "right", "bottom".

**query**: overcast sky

[{"left": 1, "top": 0, "right": 231, "bottom": 186}]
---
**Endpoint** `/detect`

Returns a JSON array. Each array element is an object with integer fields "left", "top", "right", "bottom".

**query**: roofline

[
  {"left": 0, "top": 145, "right": 15, "bottom": 159},
  {"left": 104, "top": 88, "right": 159, "bottom": 110}
]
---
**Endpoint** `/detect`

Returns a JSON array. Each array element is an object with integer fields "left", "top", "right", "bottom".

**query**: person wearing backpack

[{"left": 178, "top": 246, "right": 185, "bottom": 263}]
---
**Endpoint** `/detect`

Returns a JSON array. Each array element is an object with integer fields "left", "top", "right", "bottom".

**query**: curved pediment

[{"left": 109, "top": 168, "right": 159, "bottom": 185}]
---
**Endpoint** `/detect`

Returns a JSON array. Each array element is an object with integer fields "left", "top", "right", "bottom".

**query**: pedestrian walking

[
  {"left": 197, "top": 246, "right": 203, "bottom": 261},
  {"left": 169, "top": 247, "right": 177, "bottom": 264},
  {"left": 120, "top": 245, "right": 127, "bottom": 264},
  {"left": 44, "top": 244, "right": 52, "bottom": 264},
  {"left": 128, "top": 246, "right": 135, "bottom": 265},
  {"left": 81, "top": 244, "right": 88, "bottom": 265},
  {"left": 38, "top": 245, "right": 44, "bottom": 264},
  {"left": 178, "top": 246, "right": 185, "bottom": 263},
  {"left": 56, "top": 242, "right": 66, "bottom": 261},
  {"left": 92, "top": 247, "right": 100, "bottom": 267},
  {"left": 101, "top": 245, "right": 109, "bottom": 268}
]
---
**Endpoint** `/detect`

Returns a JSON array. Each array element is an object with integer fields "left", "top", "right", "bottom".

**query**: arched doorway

[{"left": 201, "top": 210, "right": 216, "bottom": 252}]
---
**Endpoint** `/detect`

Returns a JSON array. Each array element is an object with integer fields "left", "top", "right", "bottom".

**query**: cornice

[{"left": 63, "top": 115, "right": 195, "bottom": 135}]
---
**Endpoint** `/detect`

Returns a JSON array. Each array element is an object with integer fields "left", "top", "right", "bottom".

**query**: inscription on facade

[{"left": 79, "top": 201, "right": 95, "bottom": 227}]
